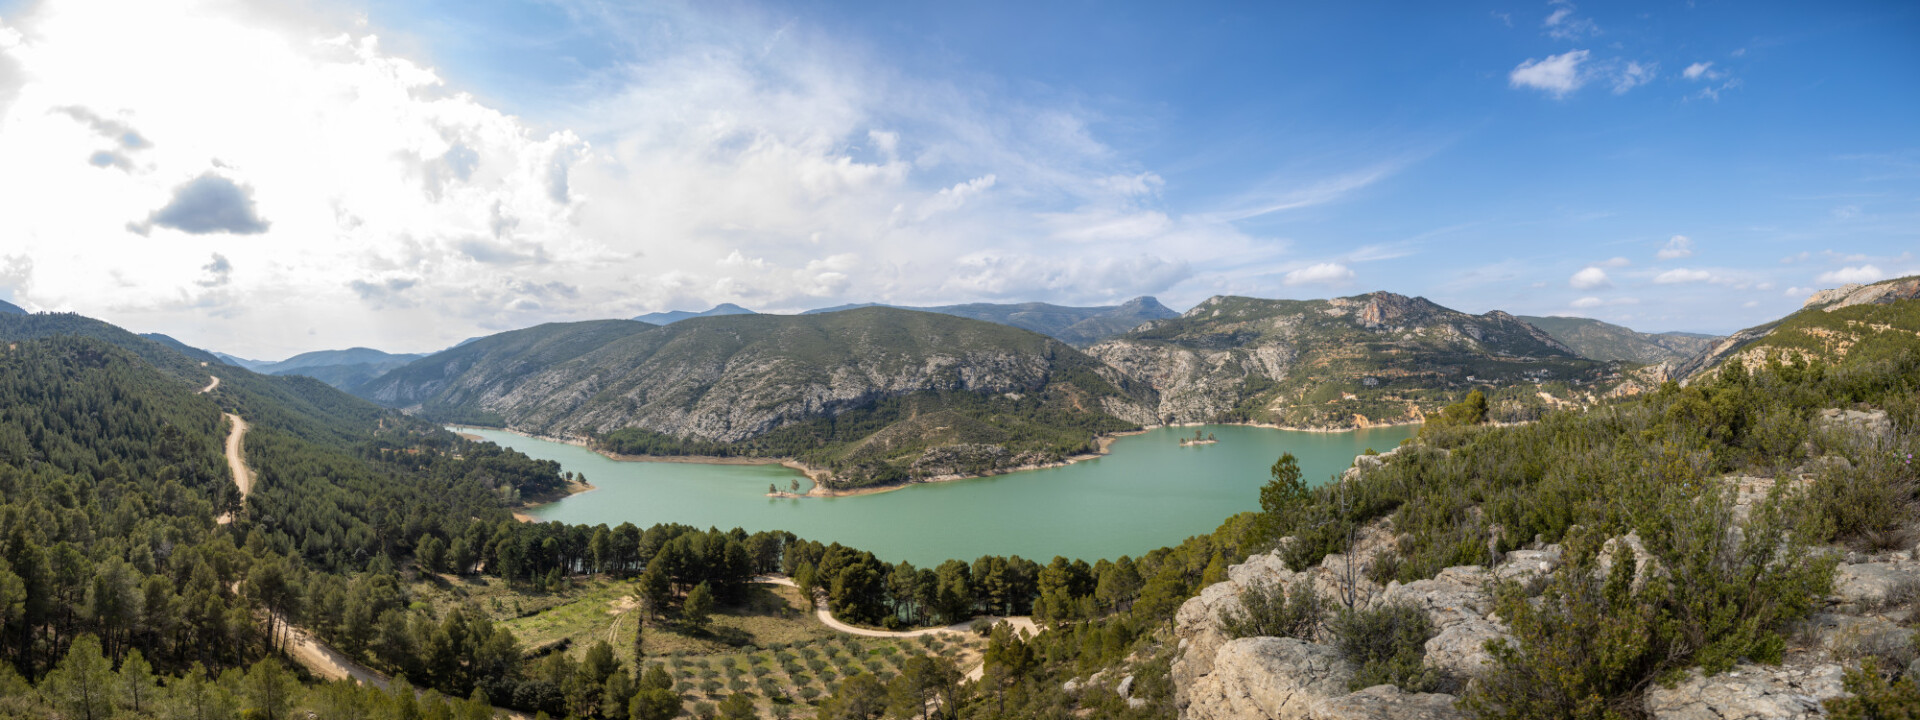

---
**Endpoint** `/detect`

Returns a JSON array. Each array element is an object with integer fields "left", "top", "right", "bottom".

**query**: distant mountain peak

[
  {"left": 0, "top": 299, "right": 24, "bottom": 315},
  {"left": 632, "top": 303, "right": 759, "bottom": 325}
]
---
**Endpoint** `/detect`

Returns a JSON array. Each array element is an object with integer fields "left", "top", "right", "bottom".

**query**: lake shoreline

[
  {"left": 460, "top": 422, "right": 1416, "bottom": 566},
  {"left": 459, "top": 420, "right": 1415, "bottom": 510}
]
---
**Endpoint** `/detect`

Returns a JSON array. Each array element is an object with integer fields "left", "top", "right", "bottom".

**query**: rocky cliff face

[{"left": 1089, "top": 293, "right": 1599, "bottom": 428}]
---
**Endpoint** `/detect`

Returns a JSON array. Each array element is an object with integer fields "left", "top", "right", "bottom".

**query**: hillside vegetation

[
  {"left": 1516, "top": 314, "right": 1717, "bottom": 363},
  {"left": 360, "top": 308, "right": 1155, "bottom": 488},
  {"left": 1678, "top": 276, "right": 1920, "bottom": 379},
  {"left": 1090, "top": 292, "right": 1614, "bottom": 429}
]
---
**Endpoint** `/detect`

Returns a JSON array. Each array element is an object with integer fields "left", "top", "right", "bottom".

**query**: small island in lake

[{"left": 1179, "top": 429, "right": 1218, "bottom": 446}]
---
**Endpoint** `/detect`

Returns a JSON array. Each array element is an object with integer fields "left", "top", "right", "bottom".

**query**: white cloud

[
  {"left": 1570, "top": 296, "right": 1603, "bottom": 308},
  {"left": 1569, "top": 266, "right": 1611, "bottom": 289},
  {"left": 1542, "top": 0, "right": 1600, "bottom": 40},
  {"left": 0, "top": 0, "right": 1227, "bottom": 357},
  {"left": 1612, "top": 61, "right": 1655, "bottom": 94},
  {"left": 1596, "top": 256, "right": 1631, "bottom": 268},
  {"left": 1817, "top": 265, "right": 1887, "bottom": 285},
  {"left": 1654, "top": 268, "right": 1714, "bottom": 284},
  {"left": 1656, "top": 235, "right": 1694, "bottom": 259},
  {"left": 1509, "top": 50, "right": 1590, "bottom": 98},
  {"left": 1683, "top": 62, "right": 1720, "bottom": 81},
  {"left": 1283, "top": 263, "right": 1356, "bottom": 286},
  {"left": 1832, "top": 204, "right": 1862, "bottom": 220}
]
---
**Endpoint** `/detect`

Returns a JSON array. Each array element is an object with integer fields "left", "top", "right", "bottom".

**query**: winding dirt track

[
  {"left": 207, "top": 378, "right": 529, "bottom": 718},
  {"left": 223, "top": 413, "right": 252, "bottom": 498}
]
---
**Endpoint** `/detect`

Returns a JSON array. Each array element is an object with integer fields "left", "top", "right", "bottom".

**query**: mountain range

[
  {"left": 354, "top": 308, "right": 1152, "bottom": 486},
  {"left": 1514, "top": 315, "right": 1717, "bottom": 364},
  {"left": 1089, "top": 292, "right": 1612, "bottom": 428},
  {"left": 800, "top": 296, "right": 1179, "bottom": 346},
  {"left": 344, "top": 290, "right": 1718, "bottom": 487},
  {"left": 214, "top": 346, "right": 428, "bottom": 391},
  {"left": 632, "top": 302, "right": 757, "bottom": 325}
]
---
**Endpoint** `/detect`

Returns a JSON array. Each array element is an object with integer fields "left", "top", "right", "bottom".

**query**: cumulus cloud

[
  {"left": 1510, "top": 50, "right": 1589, "bottom": 97},
  {"left": 1654, "top": 268, "right": 1714, "bottom": 284},
  {"left": 1283, "top": 263, "right": 1356, "bottom": 286},
  {"left": 1596, "top": 256, "right": 1631, "bottom": 268},
  {"left": 130, "top": 172, "right": 270, "bottom": 235},
  {"left": 0, "top": 0, "right": 1409, "bottom": 356},
  {"left": 1817, "top": 265, "right": 1887, "bottom": 284},
  {"left": 1570, "top": 266, "right": 1611, "bottom": 289},
  {"left": 1570, "top": 296, "right": 1603, "bottom": 308},
  {"left": 1656, "top": 235, "right": 1694, "bottom": 259}
]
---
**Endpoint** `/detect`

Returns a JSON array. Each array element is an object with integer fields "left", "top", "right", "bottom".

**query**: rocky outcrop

[
  {"left": 1313, "top": 685, "right": 1465, "bottom": 720},
  {"left": 1643, "top": 663, "right": 1847, "bottom": 720},
  {"left": 1183, "top": 637, "right": 1356, "bottom": 720},
  {"left": 1804, "top": 277, "right": 1920, "bottom": 312},
  {"left": 1174, "top": 513, "right": 1517, "bottom": 720},
  {"left": 1816, "top": 408, "right": 1894, "bottom": 446}
]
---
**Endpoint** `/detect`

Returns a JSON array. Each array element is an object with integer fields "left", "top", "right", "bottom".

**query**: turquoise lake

[{"left": 462, "top": 424, "right": 1414, "bottom": 568}]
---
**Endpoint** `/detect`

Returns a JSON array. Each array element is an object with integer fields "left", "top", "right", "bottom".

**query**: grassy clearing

[{"left": 407, "top": 572, "right": 598, "bottom": 623}]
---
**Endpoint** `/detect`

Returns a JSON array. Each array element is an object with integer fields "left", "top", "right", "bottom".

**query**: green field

[{"left": 466, "top": 576, "right": 989, "bottom": 716}]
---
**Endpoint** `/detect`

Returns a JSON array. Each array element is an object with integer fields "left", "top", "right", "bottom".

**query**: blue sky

[{"left": 0, "top": 0, "right": 1913, "bottom": 355}]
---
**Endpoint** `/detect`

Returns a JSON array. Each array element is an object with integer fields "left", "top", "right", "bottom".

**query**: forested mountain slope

[
  {"left": 1088, "top": 292, "right": 1612, "bottom": 429},
  {"left": 1516, "top": 315, "right": 1717, "bottom": 363},
  {"left": 358, "top": 308, "right": 1155, "bottom": 487},
  {"left": 1676, "top": 275, "right": 1920, "bottom": 379}
]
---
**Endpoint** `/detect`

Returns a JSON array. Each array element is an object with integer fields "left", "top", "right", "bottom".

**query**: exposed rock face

[
  {"left": 1816, "top": 408, "right": 1894, "bottom": 446},
  {"left": 1175, "top": 513, "right": 1508, "bottom": 720},
  {"left": 1830, "top": 562, "right": 1920, "bottom": 609},
  {"left": 1181, "top": 637, "right": 1355, "bottom": 720},
  {"left": 1643, "top": 663, "right": 1846, "bottom": 720},
  {"left": 1313, "top": 685, "right": 1465, "bottom": 720},
  {"left": 1376, "top": 567, "right": 1502, "bottom": 678},
  {"left": 1804, "top": 277, "right": 1920, "bottom": 311}
]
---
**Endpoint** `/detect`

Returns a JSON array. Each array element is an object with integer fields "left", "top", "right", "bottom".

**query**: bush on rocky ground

[
  {"left": 1329, "top": 602, "right": 1442, "bottom": 693},
  {"left": 1218, "top": 578, "right": 1324, "bottom": 642}
]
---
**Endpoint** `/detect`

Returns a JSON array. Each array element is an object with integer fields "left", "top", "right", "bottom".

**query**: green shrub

[
  {"left": 1826, "top": 658, "right": 1920, "bottom": 719},
  {"left": 1330, "top": 603, "right": 1442, "bottom": 692},
  {"left": 1462, "top": 486, "right": 1836, "bottom": 720},
  {"left": 1218, "top": 578, "right": 1324, "bottom": 641}
]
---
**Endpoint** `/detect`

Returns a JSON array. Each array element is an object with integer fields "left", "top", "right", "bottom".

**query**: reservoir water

[{"left": 465, "top": 424, "right": 1414, "bottom": 568}]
